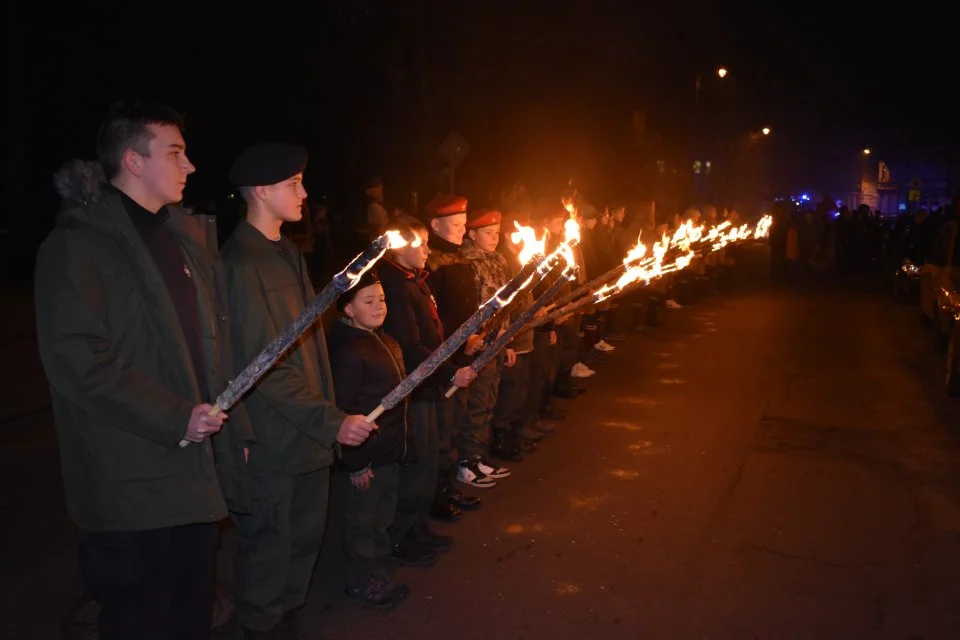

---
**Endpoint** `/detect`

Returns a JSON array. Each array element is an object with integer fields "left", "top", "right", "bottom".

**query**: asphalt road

[{"left": 4, "top": 251, "right": 960, "bottom": 639}]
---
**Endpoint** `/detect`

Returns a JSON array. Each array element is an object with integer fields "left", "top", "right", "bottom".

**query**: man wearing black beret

[{"left": 221, "top": 143, "right": 378, "bottom": 638}]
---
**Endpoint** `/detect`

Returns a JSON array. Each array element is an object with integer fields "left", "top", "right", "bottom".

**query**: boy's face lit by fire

[
  {"left": 344, "top": 283, "right": 387, "bottom": 331},
  {"left": 395, "top": 230, "right": 430, "bottom": 270},
  {"left": 431, "top": 214, "right": 467, "bottom": 245},
  {"left": 469, "top": 224, "right": 500, "bottom": 252}
]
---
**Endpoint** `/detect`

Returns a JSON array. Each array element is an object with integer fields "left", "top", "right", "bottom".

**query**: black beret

[
  {"left": 228, "top": 142, "right": 308, "bottom": 187},
  {"left": 336, "top": 269, "right": 382, "bottom": 312}
]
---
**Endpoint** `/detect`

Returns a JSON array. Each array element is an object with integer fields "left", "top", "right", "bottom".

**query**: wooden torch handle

[{"left": 178, "top": 403, "right": 224, "bottom": 448}]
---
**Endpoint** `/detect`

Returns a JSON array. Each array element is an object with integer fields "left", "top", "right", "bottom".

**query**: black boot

[
  {"left": 429, "top": 488, "right": 461, "bottom": 522},
  {"left": 439, "top": 469, "right": 481, "bottom": 510},
  {"left": 390, "top": 537, "right": 438, "bottom": 566},
  {"left": 491, "top": 431, "right": 523, "bottom": 462}
]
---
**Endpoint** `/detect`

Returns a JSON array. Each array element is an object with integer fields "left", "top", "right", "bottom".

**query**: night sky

[{"left": 7, "top": 1, "right": 953, "bottom": 229}]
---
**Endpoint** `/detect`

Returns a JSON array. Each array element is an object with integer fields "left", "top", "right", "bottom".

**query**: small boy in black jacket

[{"left": 329, "top": 270, "right": 412, "bottom": 610}]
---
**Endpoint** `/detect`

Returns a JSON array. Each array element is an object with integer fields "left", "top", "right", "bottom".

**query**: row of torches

[
  {"left": 515, "top": 198, "right": 772, "bottom": 306},
  {"left": 183, "top": 201, "right": 772, "bottom": 444}
]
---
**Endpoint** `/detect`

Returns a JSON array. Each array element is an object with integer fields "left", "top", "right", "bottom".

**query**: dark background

[{"left": 4, "top": 1, "right": 954, "bottom": 237}]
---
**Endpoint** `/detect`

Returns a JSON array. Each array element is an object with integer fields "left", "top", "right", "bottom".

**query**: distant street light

[
  {"left": 863, "top": 148, "right": 871, "bottom": 155},
  {"left": 762, "top": 127, "right": 771, "bottom": 136},
  {"left": 717, "top": 67, "right": 728, "bottom": 79}
]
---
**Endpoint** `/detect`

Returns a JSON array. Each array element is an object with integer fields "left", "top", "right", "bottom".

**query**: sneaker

[
  {"left": 571, "top": 363, "right": 595, "bottom": 378},
  {"left": 477, "top": 456, "right": 511, "bottom": 479},
  {"left": 665, "top": 299, "right": 683, "bottom": 309},
  {"left": 593, "top": 340, "right": 615, "bottom": 352},
  {"left": 390, "top": 539, "right": 438, "bottom": 566},
  {"left": 457, "top": 460, "right": 497, "bottom": 489},
  {"left": 345, "top": 576, "right": 410, "bottom": 611}
]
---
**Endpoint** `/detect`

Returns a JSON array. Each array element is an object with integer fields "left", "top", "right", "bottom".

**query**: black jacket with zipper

[
  {"left": 327, "top": 319, "right": 413, "bottom": 472},
  {"left": 378, "top": 258, "right": 454, "bottom": 402}
]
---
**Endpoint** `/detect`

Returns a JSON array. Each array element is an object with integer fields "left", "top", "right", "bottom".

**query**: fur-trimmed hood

[
  {"left": 49, "top": 159, "right": 209, "bottom": 249},
  {"left": 53, "top": 159, "right": 107, "bottom": 208}
]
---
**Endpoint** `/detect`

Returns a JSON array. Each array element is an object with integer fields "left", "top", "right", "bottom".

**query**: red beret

[
  {"left": 424, "top": 193, "right": 468, "bottom": 218},
  {"left": 466, "top": 208, "right": 502, "bottom": 229}
]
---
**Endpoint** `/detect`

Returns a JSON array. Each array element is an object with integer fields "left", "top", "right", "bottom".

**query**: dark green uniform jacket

[
  {"left": 221, "top": 221, "right": 346, "bottom": 475},
  {"left": 34, "top": 160, "right": 253, "bottom": 532}
]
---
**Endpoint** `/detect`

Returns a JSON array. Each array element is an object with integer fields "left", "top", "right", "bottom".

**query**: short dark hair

[
  {"left": 392, "top": 213, "right": 428, "bottom": 244},
  {"left": 96, "top": 101, "right": 185, "bottom": 180}
]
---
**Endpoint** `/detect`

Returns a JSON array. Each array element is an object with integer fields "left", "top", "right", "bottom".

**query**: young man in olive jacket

[
  {"left": 34, "top": 101, "right": 254, "bottom": 640},
  {"left": 221, "top": 143, "right": 377, "bottom": 639}
]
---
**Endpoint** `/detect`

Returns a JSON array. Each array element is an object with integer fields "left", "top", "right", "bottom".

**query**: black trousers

[
  {"left": 340, "top": 462, "right": 400, "bottom": 587},
  {"left": 554, "top": 318, "right": 582, "bottom": 392},
  {"left": 493, "top": 352, "right": 531, "bottom": 432},
  {"left": 524, "top": 332, "right": 558, "bottom": 421},
  {"left": 390, "top": 399, "right": 440, "bottom": 541},
  {"left": 78, "top": 522, "right": 219, "bottom": 640}
]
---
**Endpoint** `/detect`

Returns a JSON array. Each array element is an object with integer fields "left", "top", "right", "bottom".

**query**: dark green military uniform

[
  {"left": 35, "top": 161, "right": 253, "bottom": 530},
  {"left": 35, "top": 158, "right": 254, "bottom": 640},
  {"left": 223, "top": 219, "right": 346, "bottom": 632}
]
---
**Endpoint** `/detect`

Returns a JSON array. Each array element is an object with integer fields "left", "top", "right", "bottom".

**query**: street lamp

[
  {"left": 717, "top": 67, "right": 728, "bottom": 79},
  {"left": 762, "top": 127, "right": 771, "bottom": 136},
  {"left": 863, "top": 148, "right": 871, "bottom": 155}
]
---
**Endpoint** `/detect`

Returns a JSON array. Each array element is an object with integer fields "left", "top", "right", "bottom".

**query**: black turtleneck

[{"left": 118, "top": 189, "right": 206, "bottom": 395}]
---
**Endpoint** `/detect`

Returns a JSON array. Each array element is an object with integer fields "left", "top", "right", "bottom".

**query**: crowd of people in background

[{"left": 766, "top": 197, "right": 960, "bottom": 287}]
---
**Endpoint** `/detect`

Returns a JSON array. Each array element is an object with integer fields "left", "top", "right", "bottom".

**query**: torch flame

[
  {"left": 753, "top": 214, "right": 773, "bottom": 239},
  {"left": 343, "top": 230, "right": 413, "bottom": 288},
  {"left": 384, "top": 229, "right": 414, "bottom": 249},
  {"left": 511, "top": 222, "right": 546, "bottom": 266},
  {"left": 674, "top": 250, "right": 695, "bottom": 270},
  {"left": 565, "top": 213, "right": 776, "bottom": 309},
  {"left": 539, "top": 212, "right": 775, "bottom": 329},
  {"left": 622, "top": 239, "right": 647, "bottom": 265},
  {"left": 563, "top": 217, "right": 581, "bottom": 246}
]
